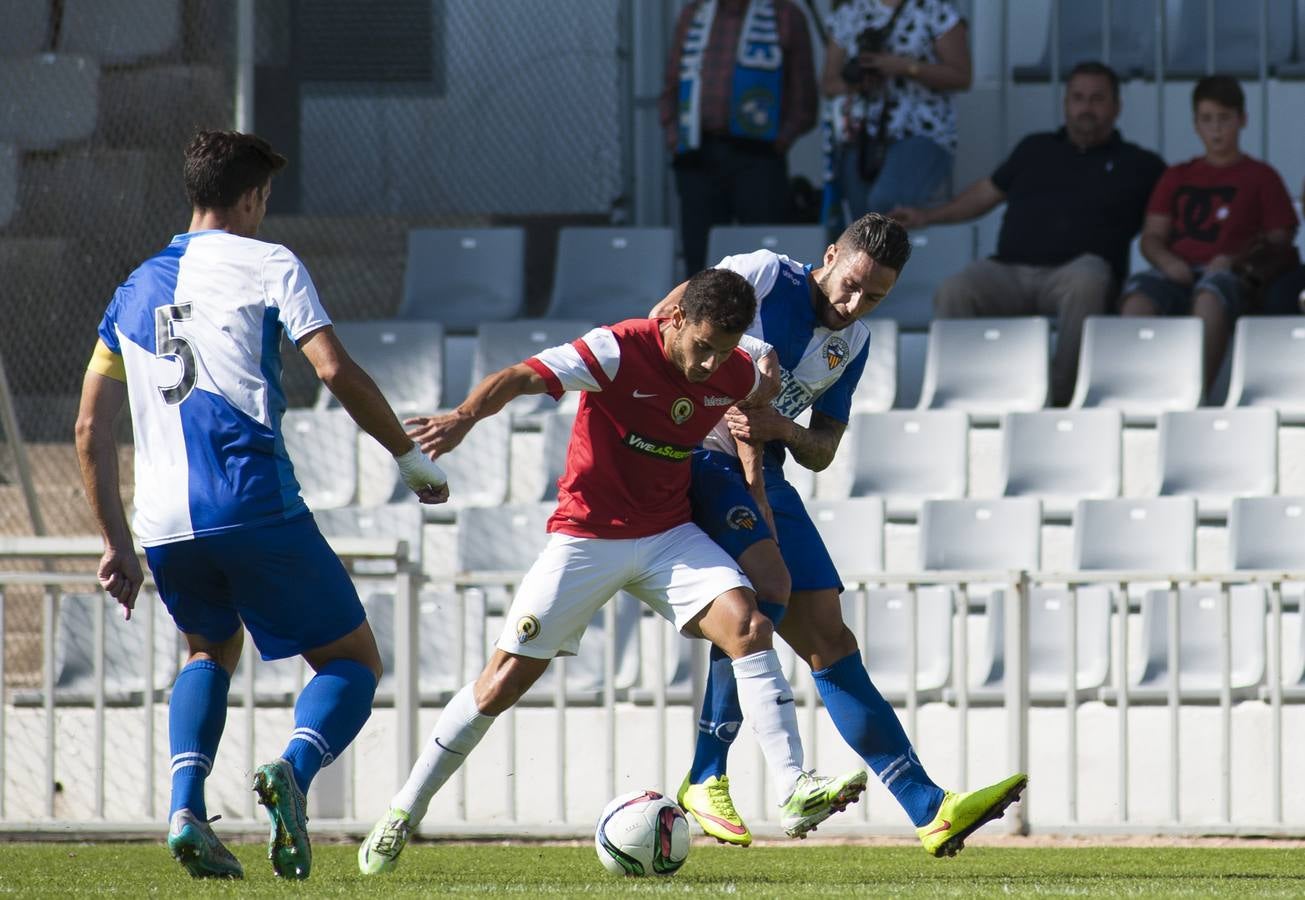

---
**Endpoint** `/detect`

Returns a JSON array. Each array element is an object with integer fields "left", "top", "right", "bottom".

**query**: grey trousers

[{"left": 933, "top": 254, "right": 1114, "bottom": 406}]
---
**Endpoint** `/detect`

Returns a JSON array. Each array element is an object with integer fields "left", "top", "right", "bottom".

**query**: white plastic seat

[
  {"left": 1167, "top": 0, "right": 1294, "bottom": 77},
  {"left": 706, "top": 224, "right": 827, "bottom": 269},
  {"left": 319, "top": 320, "right": 443, "bottom": 413},
  {"left": 58, "top": 0, "right": 181, "bottom": 64},
  {"left": 918, "top": 317, "right": 1049, "bottom": 423},
  {"left": 313, "top": 503, "right": 426, "bottom": 572},
  {"left": 229, "top": 646, "right": 306, "bottom": 707},
  {"left": 1224, "top": 317, "right": 1305, "bottom": 424},
  {"left": 806, "top": 497, "right": 885, "bottom": 577},
  {"left": 398, "top": 228, "right": 525, "bottom": 330},
  {"left": 874, "top": 224, "right": 974, "bottom": 329},
  {"left": 1073, "top": 497, "right": 1197, "bottom": 573},
  {"left": 1011, "top": 0, "right": 1156, "bottom": 81},
  {"left": 848, "top": 586, "right": 953, "bottom": 702},
  {"left": 851, "top": 318, "right": 897, "bottom": 413},
  {"left": 847, "top": 411, "right": 968, "bottom": 519},
  {"left": 0, "top": 55, "right": 98, "bottom": 151},
  {"left": 282, "top": 409, "right": 358, "bottom": 510},
  {"left": 44, "top": 593, "right": 181, "bottom": 706},
  {"left": 999, "top": 409, "right": 1123, "bottom": 520},
  {"left": 1156, "top": 409, "right": 1278, "bottom": 520},
  {"left": 538, "top": 407, "right": 578, "bottom": 502},
  {"left": 919, "top": 498, "right": 1042, "bottom": 572},
  {"left": 473, "top": 319, "right": 592, "bottom": 423},
  {"left": 546, "top": 227, "right": 674, "bottom": 322},
  {"left": 1070, "top": 317, "right": 1203, "bottom": 425}
]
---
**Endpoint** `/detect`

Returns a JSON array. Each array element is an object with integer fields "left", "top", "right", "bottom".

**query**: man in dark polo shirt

[{"left": 893, "top": 61, "right": 1165, "bottom": 405}]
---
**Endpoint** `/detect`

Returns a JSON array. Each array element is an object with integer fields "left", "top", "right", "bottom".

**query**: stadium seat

[
  {"left": 0, "top": 143, "right": 16, "bottom": 230},
  {"left": 0, "top": 0, "right": 50, "bottom": 55},
  {"left": 545, "top": 227, "right": 675, "bottom": 322},
  {"left": 398, "top": 228, "right": 526, "bottom": 330},
  {"left": 365, "top": 587, "right": 489, "bottom": 705},
  {"left": 43, "top": 593, "right": 181, "bottom": 706},
  {"left": 229, "top": 645, "right": 306, "bottom": 707},
  {"left": 806, "top": 497, "right": 886, "bottom": 577},
  {"left": 846, "top": 586, "right": 953, "bottom": 703},
  {"left": 1228, "top": 496, "right": 1305, "bottom": 570},
  {"left": 318, "top": 320, "right": 443, "bottom": 413},
  {"left": 0, "top": 54, "right": 98, "bottom": 151},
  {"left": 356, "top": 409, "right": 510, "bottom": 516},
  {"left": 874, "top": 225, "right": 975, "bottom": 330},
  {"left": 1011, "top": 0, "right": 1156, "bottom": 81},
  {"left": 1156, "top": 409, "right": 1278, "bottom": 520},
  {"left": 851, "top": 317, "right": 897, "bottom": 413},
  {"left": 313, "top": 502, "right": 425, "bottom": 570},
  {"left": 457, "top": 503, "right": 553, "bottom": 572},
  {"left": 282, "top": 409, "right": 359, "bottom": 510},
  {"left": 538, "top": 407, "right": 578, "bottom": 501},
  {"left": 705, "top": 224, "right": 828, "bottom": 269},
  {"left": 1070, "top": 316, "right": 1203, "bottom": 425},
  {"left": 918, "top": 318, "right": 1049, "bottom": 423},
  {"left": 441, "top": 333, "right": 477, "bottom": 409},
  {"left": 1073, "top": 497, "right": 1197, "bottom": 572},
  {"left": 1224, "top": 317, "right": 1305, "bottom": 424},
  {"left": 894, "top": 330, "right": 929, "bottom": 409},
  {"left": 999, "top": 409, "right": 1122, "bottom": 520},
  {"left": 1167, "top": 0, "right": 1295, "bottom": 78},
  {"left": 57, "top": 0, "right": 181, "bottom": 65},
  {"left": 472, "top": 319, "right": 592, "bottom": 423},
  {"left": 846, "top": 411, "right": 968, "bottom": 519}
]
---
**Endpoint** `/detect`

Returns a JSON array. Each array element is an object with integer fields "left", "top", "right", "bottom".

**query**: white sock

[
  {"left": 731, "top": 649, "right": 805, "bottom": 799},
  {"left": 390, "top": 683, "right": 495, "bottom": 824}
]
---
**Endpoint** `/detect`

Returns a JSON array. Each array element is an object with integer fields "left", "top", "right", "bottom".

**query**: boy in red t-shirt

[{"left": 1120, "top": 75, "right": 1298, "bottom": 385}]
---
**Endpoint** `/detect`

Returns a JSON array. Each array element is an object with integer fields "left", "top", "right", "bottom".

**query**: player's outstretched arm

[
  {"left": 404, "top": 363, "right": 548, "bottom": 459},
  {"left": 74, "top": 364, "right": 144, "bottom": 618},
  {"left": 298, "top": 326, "right": 449, "bottom": 504}
]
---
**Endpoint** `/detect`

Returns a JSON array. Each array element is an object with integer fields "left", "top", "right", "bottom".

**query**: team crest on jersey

[
  {"left": 516, "top": 615, "right": 541, "bottom": 644},
  {"left": 825, "top": 336, "right": 849, "bottom": 370},
  {"left": 670, "top": 397, "right": 694, "bottom": 424},
  {"left": 726, "top": 505, "right": 757, "bottom": 531}
]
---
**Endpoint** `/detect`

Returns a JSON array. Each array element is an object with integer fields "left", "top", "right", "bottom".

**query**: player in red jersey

[{"left": 358, "top": 268, "right": 868, "bottom": 874}]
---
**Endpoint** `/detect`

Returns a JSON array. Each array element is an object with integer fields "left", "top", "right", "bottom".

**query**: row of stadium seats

[
  {"left": 29, "top": 495, "right": 1305, "bottom": 708},
  {"left": 0, "top": 0, "right": 181, "bottom": 62}
]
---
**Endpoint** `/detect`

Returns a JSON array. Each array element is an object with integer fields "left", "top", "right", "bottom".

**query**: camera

[{"left": 841, "top": 25, "right": 891, "bottom": 86}]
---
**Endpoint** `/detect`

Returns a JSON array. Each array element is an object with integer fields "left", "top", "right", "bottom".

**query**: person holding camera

[
  {"left": 822, "top": 0, "right": 971, "bottom": 222},
  {"left": 660, "top": 0, "right": 819, "bottom": 277}
]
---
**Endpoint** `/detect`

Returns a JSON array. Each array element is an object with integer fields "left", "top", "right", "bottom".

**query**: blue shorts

[
  {"left": 1122, "top": 267, "right": 1248, "bottom": 317},
  {"left": 144, "top": 514, "right": 364, "bottom": 661},
  {"left": 690, "top": 449, "right": 842, "bottom": 593}
]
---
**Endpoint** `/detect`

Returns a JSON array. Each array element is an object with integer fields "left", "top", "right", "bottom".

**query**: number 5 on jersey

[{"left": 155, "top": 302, "right": 197, "bottom": 405}]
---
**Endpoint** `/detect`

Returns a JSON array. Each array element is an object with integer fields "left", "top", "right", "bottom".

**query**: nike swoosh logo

[
  {"left": 925, "top": 819, "right": 952, "bottom": 836},
  {"left": 434, "top": 737, "right": 464, "bottom": 756},
  {"left": 776, "top": 696, "right": 794, "bottom": 705},
  {"left": 697, "top": 812, "right": 748, "bottom": 835},
  {"left": 632, "top": 390, "right": 657, "bottom": 399}
]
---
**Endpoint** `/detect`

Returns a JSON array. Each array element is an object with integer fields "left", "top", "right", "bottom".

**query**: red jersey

[
  {"left": 524, "top": 318, "right": 758, "bottom": 539},
  {"left": 1147, "top": 155, "right": 1298, "bottom": 265}
]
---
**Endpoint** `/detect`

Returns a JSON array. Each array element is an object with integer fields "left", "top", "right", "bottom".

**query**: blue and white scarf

[{"left": 677, "top": 0, "right": 783, "bottom": 153}]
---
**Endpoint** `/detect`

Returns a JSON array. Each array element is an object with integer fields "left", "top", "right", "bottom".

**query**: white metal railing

[{"left": 4, "top": 540, "right": 1305, "bottom": 835}]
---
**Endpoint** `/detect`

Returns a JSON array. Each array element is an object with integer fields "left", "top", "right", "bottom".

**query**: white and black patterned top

[{"left": 828, "top": 0, "right": 962, "bottom": 153}]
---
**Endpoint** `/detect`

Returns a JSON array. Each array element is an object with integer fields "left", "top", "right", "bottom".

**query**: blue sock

[
  {"left": 282, "top": 659, "right": 377, "bottom": 793},
  {"left": 689, "top": 601, "right": 787, "bottom": 783},
  {"left": 813, "top": 652, "right": 945, "bottom": 827},
  {"left": 169, "top": 659, "right": 230, "bottom": 819}
]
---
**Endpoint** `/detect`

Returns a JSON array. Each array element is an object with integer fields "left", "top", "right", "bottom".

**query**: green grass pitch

[{"left": 0, "top": 842, "right": 1302, "bottom": 897}]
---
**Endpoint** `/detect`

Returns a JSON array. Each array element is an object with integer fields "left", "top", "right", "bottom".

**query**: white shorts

[{"left": 495, "top": 522, "right": 753, "bottom": 660}]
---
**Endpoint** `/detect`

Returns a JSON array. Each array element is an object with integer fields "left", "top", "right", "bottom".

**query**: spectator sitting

[
  {"left": 1120, "top": 75, "right": 1298, "bottom": 389},
  {"left": 892, "top": 61, "right": 1165, "bottom": 406},
  {"left": 822, "top": 0, "right": 972, "bottom": 222}
]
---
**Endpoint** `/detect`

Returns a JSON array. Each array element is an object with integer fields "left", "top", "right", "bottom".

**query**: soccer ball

[{"left": 594, "top": 789, "right": 690, "bottom": 877}]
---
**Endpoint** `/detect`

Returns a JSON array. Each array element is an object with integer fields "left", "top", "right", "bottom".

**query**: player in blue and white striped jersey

[
  {"left": 657, "top": 213, "right": 1026, "bottom": 856},
  {"left": 75, "top": 131, "right": 448, "bottom": 880}
]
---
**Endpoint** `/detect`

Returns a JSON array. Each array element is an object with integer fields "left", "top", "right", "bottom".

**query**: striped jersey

[
  {"left": 702, "top": 249, "right": 871, "bottom": 465},
  {"left": 94, "top": 230, "right": 328, "bottom": 547}
]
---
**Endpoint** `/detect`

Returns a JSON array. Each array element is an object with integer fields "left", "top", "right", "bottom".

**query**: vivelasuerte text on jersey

[
  {"left": 702, "top": 250, "right": 871, "bottom": 466},
  {"left": 525, "top": 317, "right": 760, "bottom": 539},
  {"left": 95, "top": 230, "right": 329, "bottom": 547}
]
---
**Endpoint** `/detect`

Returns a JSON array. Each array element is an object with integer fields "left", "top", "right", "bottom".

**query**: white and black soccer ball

[{"left": 594, "top": 789, "right": 690, "bottom": 877}]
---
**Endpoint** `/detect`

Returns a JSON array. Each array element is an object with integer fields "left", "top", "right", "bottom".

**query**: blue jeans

[{"left": 838, "top": 134, "right": 952, "bottom": 219}]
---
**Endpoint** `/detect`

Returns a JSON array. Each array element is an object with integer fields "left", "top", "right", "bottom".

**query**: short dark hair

[
  {"left": 1193, "top": 75, "right": 1245, "bottom": 114},
  {"left": 837, "top": 213, "right": 912, "bottom": 273},
  {"left": 1067, "top": 60, "right": 1121, "bottom": 102},
  {"left": 184, "top": 130, "right": 287, "bottom": 210},
  {"left": 679, "top": 268, "right": 757, "bottom": 334}
]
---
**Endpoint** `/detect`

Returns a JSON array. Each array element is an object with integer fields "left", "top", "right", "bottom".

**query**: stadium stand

[
  {"left": 398, "top": 227, "right": 526, "bottom": 329},
  {"left": 999, "top": 409, "right": 1123, "bottom": 520},
  {"left": 1167, "top": 0, "right": 1295, "bottom": 78},
  {"left": 1011, "top": 0, "right": 1156, "bottom": 82},
  {"left": 851, "top": 317, "right": 897, "bottom": 412},
  {"left": 281, "top": 408, "right": 359, "bottom": 510},
  {"left": 1073, "top": 497, "right": 1197, "bottom": 573},
  {"left": 229, "top": 644, "right": 306, "bottom": 707},
  {"left": 56, "top": 0, "right": 182, "bottom": 65},
  {"left": 1156, "top": 409, "right": 1278, "bottom": 520},
  {"left": 873, "top": 224, "right": 974, "bottom": 330},
  {"left": 705, "top": 224, "right": 827, "bottom": 269},
  {"left": 918, "top": 317, "right": 1049, "bottom": 423},
  {"left": 0, "top": 143, "right": 16, "bottom": 229},
  {"left": 847, "top": 410, "right": 968, "bottom": 518},
  {"left": 1224, "top": 317, "right": 1305, "bottom": 424},
  {"left": 1229, "top": 497, "right": 1305, "bottom": 699},
  {"left": 317, "top": 320, "right": 443, "bottom": 413},
  {"left": 545, "top": 227, "right": 675, "bottom": 322},
  {"left": 0, "top": 54, "right": 98, "bottom": 151},
  {"left": 0, "top": 0, "right": 50, "bottom": 55},
  {"left": 537, "top": 407, "right": 578, "bottom": 502},
  {"left": 1070, "top": 316, "right": 1204, "bottom": 425},
  {"left": 471, "top": 319, "right": 591, "bottom": 424},
  {"left": 807, "top": 498, "right": 885, "bottom": 577}
]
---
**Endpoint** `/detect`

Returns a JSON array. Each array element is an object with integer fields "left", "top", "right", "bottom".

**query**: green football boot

[
  {"left": 251, "top": 758, "right": 312, "bottom": 879},
  {"left": 358, "top": 808, "right": 413, "bottom": 874},
  {"left": 166, "top": 809, "right": 244, "bottom": 879},
  {"left": 917, "top": 773, "right": 1028, "bottom": 858},
  {"left": 677, "top": 774, "right": 752, "bottom": 846},
  {"left": 779, "top": 769, "right": 868, "bottom": 838}
]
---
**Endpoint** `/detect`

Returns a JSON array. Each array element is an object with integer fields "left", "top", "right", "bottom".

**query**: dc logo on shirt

[
  {"left": 671, "top": 397, "right": 694, "bottom": 424},
  {"left": 825, "top": 337, "right": 849, "bottom": 371},
  {"left": 516, "top": 615, "right": 541, "bottom": 644},
  {"left": 726, "top": 505, "right": 758, "bottom": 531}
]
